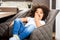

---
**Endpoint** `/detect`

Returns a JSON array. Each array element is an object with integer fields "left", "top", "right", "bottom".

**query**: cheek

[
  {"left": 42, "top": 14, "right": 44, "bottom": 17},
  {"left": 40, "top": 14, "right": 43, "bottom": 17},
  {"left": 40, "top": 14, "right": 44, "bottom": 19}
]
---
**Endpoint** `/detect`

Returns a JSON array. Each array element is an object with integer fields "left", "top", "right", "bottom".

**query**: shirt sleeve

[
  {"left": 40, "top": 21, "right": 45, "bottom": 25},
  {"left": 26, "top": 17, "right": 31, "bottom": 22}
]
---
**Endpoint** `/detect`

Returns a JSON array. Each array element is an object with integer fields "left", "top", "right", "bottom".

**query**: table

[
  {"left": 0, "top": 12, "right": 16, "bottom": 18},
  {"left": 0, "top": 7, "right": 18, "bottom": 18}
]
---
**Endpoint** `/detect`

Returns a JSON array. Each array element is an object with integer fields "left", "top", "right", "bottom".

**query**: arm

[
  {"left": 20, "top": 18, "right": 27, "bottom": 23},
  {"left": 35, "top": 20, "right": 41, "bottom": 28},
  {"left": 34, "top": 13, "right": 42, "bottom": 28}
]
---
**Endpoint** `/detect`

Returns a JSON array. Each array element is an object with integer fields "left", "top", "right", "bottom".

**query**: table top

[{"left": 0, "top": 12, "right": 16, "bottom": 18}]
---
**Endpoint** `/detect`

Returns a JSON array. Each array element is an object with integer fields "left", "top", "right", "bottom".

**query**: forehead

[{"left": 36, "top": 8, "right": 43, "bottom": 12}]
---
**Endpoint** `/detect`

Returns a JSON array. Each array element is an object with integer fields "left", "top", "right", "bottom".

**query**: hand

[
  {"left": 34, "top": 13, "right": 40, "bottom": 21},
  {"left": 34, "top": 13, "right": 41, "bottom": 27}
]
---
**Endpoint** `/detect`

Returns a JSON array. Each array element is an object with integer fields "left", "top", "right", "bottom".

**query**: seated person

[{"left": 9, "top": 5, "right": 50, "bottom": 40}]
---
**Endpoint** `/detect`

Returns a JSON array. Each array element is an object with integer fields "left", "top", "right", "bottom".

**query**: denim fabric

[{"left": 13, "top": 18, "right": 35, "bottom": 40}]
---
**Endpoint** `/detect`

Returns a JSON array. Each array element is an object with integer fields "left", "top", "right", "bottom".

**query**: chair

[
  {"left": 0, "top": 9, "right": 59, "bottom": 40},
  {"left": 24, "top": 9, "right": 59, "bottom": 40}
]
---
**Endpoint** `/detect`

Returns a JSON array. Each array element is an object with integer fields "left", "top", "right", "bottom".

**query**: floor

[
  {"left": 52, "top": 32, "right": 55, "bottom": 40},
  {"left": 0, "top": 32, "right": 55, "bottom": 40}
]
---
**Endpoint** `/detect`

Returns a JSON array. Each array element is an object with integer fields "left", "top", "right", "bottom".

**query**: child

[{"left": 9, "top": 5, "right": 50, "bottom": 40}]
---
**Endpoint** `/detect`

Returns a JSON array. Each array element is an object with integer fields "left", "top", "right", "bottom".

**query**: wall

[
  {"left": 32, "top": 0, "right": 50, "bottom": 8},
  {"left": 2, "top": 0, "right": 32, "bottom": 1},
  {"left": 56, "top": 0, "right": 60, "bottom": 9},
  {"left": 0, "top": 1, "right": 32, "bottom": 10},
  {"left": 56, "top": 0, "right": 60, "bottom": 40},
  {"left": 56, "top": 11, "right": 60, "bottom": 40}
]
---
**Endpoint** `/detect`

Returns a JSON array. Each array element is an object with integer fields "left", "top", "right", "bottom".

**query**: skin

[
  {"left": 34, "top": 8, "right": 44, "bottom": 27},
  {"left": 10, "top": 8, "right": 44, "bottom": 28}
]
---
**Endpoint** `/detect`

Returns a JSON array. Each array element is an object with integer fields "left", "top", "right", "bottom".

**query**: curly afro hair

[{"left": 30, "top": 5, "right": 50, "bottom": 20}]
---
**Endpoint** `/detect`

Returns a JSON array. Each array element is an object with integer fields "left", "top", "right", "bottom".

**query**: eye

[
  {"left": 35, "top": 11, "right": 38, "bottom": 13},
  {"left": 40, "top": 12, "right": 43, "bottom": 14}
]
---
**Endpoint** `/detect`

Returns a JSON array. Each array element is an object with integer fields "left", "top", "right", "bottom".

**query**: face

[{"left": 35, "top": 8, "right": 44, "bottom": 20}]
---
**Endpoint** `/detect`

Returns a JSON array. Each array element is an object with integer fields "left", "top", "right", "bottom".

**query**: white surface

[
  {"left": 56, "top": 0, "right": 60, "bottom": 40},
  {"left": 50, "top": 0, "right": 52, "bottom": 9},
  {"left": 56, "top": 11, "right": 60, "bottom": 40},
  {"left": 0, "top": 1, "right": 32, "bottom": 10},
  {"left": 56, "top": 0, "right": 60, "bottom": 9}
]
